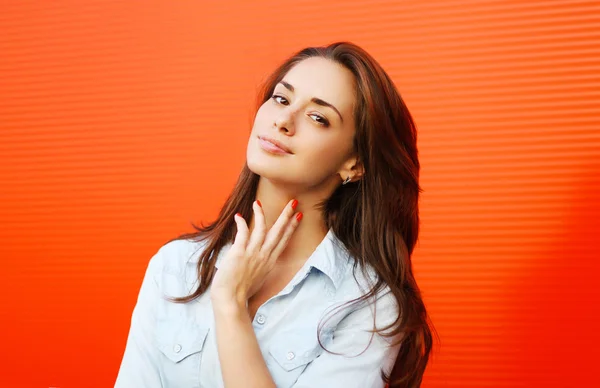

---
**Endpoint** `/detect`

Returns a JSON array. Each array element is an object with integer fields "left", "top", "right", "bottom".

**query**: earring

[{"left": 342, "top": 176, "right": 351, "bottom": 185}]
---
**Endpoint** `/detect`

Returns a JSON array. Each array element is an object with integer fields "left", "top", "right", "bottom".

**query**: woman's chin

[
  {"left": 247, "top": 158, "right": 282, "bottom": 178},
  {"left": 248, "top": 161, "right": 302, "bottom": 187}
]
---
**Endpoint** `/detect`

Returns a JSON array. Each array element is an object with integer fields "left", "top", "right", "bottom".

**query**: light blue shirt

[{"left": 115, "top": 229, "right": 402, "bottom": 388}]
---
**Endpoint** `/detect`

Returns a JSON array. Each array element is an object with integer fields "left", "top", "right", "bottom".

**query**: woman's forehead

[{"left": 280, "top": 57, "right": 356, "bottom": 111}]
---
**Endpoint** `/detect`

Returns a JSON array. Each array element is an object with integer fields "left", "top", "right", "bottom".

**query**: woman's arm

[
  {"left": 212, "top": 298, "right": 276, "bottom": 388},
  {"left": 114, "top": 248, "right": 164, "bottom": 388},
  {"left": 210, "top": 200, "right": 300, "bottom": 388}
]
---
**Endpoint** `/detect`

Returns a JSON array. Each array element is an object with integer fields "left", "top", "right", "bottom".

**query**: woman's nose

[{"left": 274, "top": 110, "right": 296, "bottom": 135}]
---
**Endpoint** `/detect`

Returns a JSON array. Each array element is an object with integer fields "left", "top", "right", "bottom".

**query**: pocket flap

[
  {"left": 156, "top": 319, "right": 210, "bottom": 363},
  {"left": 268, "top": 331, "right": 331, "bottom": 372}
]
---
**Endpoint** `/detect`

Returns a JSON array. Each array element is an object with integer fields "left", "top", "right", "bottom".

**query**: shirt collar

[
  {"left": 303, "top": 228, "right": 349, "bottom": 290},
  {"left": 214, "top": 228, "right": 349, "bottom": 290}
]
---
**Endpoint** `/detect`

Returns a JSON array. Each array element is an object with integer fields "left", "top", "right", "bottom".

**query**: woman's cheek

[{"left": 302, "top": 141, "right": 340, "bottom": 171}]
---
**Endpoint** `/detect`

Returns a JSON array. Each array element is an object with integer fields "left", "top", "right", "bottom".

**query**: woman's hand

[{"left": 210, "top": 199, "right": 302, "bottom": 309}]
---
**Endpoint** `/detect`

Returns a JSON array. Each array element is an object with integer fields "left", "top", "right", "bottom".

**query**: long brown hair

[{"left": 170, "top": 42, "right": 436, "bottom": 387}]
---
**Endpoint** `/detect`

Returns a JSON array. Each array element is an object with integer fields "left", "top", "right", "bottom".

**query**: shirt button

[
  {"left": 256, "top": 314, "right": 266, "bottom": 325},
  {"left": 173, "top": 344, "right": 182, "bottom": 353},
  {"left": 286, "top": 352, "right": 295, "bottom": 360}
]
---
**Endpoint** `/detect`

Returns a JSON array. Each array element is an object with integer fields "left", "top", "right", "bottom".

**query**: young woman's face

[{"left": 247, "top": 57, "right": 358, "bottom": 189}]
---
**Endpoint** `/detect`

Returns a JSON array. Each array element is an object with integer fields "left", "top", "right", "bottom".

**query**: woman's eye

[
  {"left": 310, "top": 114, "right": 330, "bottom": 127},
  {"left": 272, "top": 95, "right": 288, "bottom": 105},
  {"left": 271, "top": 95, "right": 329, "bottom": 127}
]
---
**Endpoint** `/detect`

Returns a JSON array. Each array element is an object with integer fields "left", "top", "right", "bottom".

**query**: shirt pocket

[
  {"left": 156, "top": 318, "right": 210, "bottom": 387},
  {"left": 267, "top": 329, "right": 332, "bottom": 388}
]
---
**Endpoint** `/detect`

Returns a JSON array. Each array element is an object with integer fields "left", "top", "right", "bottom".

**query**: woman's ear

[{"left": 338, "top": 156, "right": 365, "bottom": 183}]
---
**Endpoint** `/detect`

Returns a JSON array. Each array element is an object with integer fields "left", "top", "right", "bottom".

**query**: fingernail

[
  {"left": 256, "top": 200, "right": 262, "bottom": 207},
  {"left": 291, "top": 199, "right": 298, "bottom": 210},
  {"left": 235, "top": 212, "right": 242, "bottom": 218},
  {"left": 296, "top": 212, "right": 303, "bottom": 221}
]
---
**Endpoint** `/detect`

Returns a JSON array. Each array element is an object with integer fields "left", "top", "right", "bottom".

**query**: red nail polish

[
  {"left": 296, "top": 212, "right": 303, "bottom": 221},
  {"left": 235, "top": 212, "right": 242, "bottom": 218},
  {"left": 256, "top": 200, "right": 262, "bottom": 207},
  {"left": 291, "top": 199, "right": 298, "bottom": 209}
]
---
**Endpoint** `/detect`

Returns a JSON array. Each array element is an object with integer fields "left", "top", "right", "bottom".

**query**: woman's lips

[{"left": 258, "top": 136, "right": 292, "bottom": 155}]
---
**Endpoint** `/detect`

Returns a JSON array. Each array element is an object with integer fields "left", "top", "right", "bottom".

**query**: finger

[
  {"left": 269, "top": 212, "right": 302, "bottom": 262},
  {"left": 246, "top": 200, "right": 267, "bottom": 255},
  {"left": 232, "top": 213, "right": 250, "bottom": 250},
  {"left": 261, "top": 199, "right": 297, "bottom": 256}
]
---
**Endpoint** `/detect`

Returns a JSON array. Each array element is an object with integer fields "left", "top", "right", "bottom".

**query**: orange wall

[{"left": 1, "top": 1, "right": 598, "bottom": 387}]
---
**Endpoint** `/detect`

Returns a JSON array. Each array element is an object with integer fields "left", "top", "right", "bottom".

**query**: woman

[{"left": 115, "top": 41, "right": 434, "bottom": 388}]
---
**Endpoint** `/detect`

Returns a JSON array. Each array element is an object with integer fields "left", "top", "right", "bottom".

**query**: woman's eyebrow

[{"left": 278, "top": 80, "right": 344, "bottom": 123}]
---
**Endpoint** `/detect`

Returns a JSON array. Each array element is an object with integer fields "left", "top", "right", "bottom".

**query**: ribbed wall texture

[{"left": 1, "top": 1, "right": 598, "bottom": 387}]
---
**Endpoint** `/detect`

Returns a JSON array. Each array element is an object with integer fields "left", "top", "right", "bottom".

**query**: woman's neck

[{"left": 249, "top": 177, "right": 331, "bottom": 264}]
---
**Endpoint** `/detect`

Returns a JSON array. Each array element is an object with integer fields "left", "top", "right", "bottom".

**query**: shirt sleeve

[
  {"left": 114, "top": 247, "right": 164, "bottom": 388},
  {"left": 292, "top": 290, "right": 402, "bottom": 388}
]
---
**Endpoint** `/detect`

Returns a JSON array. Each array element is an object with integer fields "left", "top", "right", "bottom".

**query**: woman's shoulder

[
  {"left": 328, "top": 238, "right": 399, "bottom": 331},
  {"left": 150, "top": 236, "right": 208, "bottom": 276}
]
